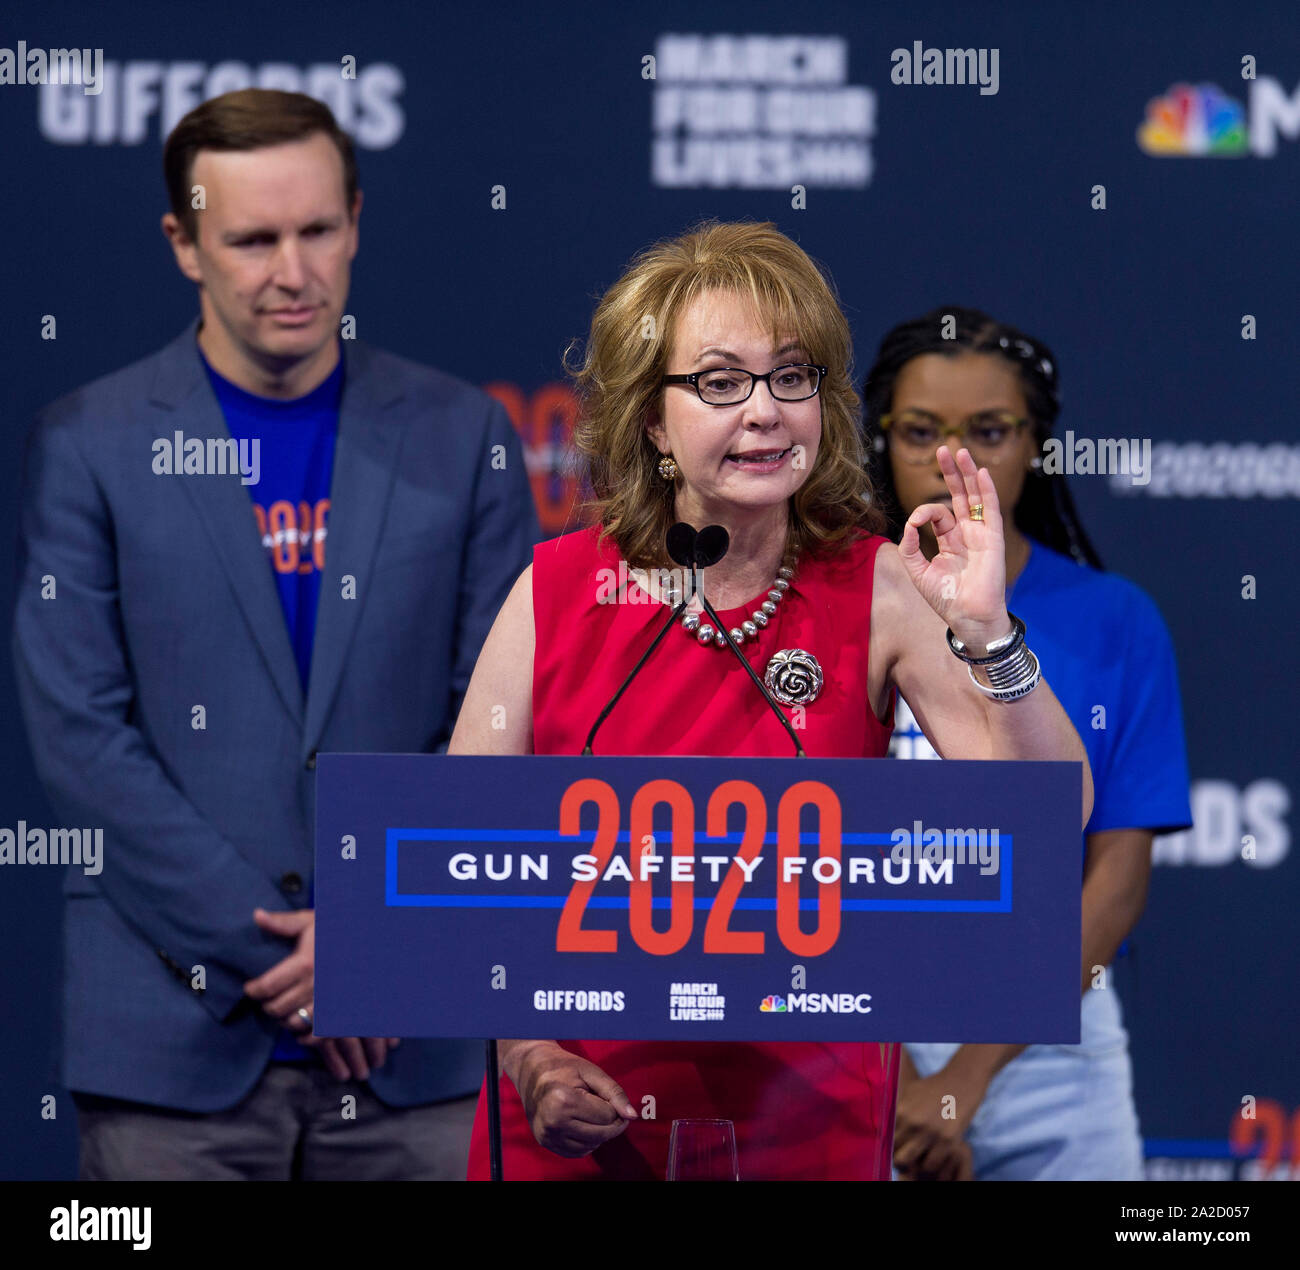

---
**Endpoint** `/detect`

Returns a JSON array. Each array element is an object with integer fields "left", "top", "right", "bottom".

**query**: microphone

[
  {"left": 694, "top": 523, "right": 729, "bottom": 568},
  {"left": 582, "top": 524, "right": 696, "bottom": 755},
  {"left": 582, "top": 522, "right": 807, "bottom": 757},
  {"left": 687, "top": 526, "right": 806, "bottom": 758},
  {"left": 666, "top": 521, "right": 698, "bottom": 568}
]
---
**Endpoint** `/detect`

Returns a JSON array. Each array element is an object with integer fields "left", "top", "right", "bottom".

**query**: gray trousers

[{"left": 73, "top": 1064, "right": 478, "bottom": 1181}]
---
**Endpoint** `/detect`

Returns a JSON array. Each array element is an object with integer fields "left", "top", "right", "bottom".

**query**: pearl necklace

[
  {"left": 633, "top": 548, "right": 824, "bottom": 706},
  {"left": 664, "top": 550, "right": 799, "bottom": 648}
]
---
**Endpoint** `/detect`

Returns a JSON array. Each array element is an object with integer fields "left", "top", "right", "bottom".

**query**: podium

[{"left": 315, "top": 754, "right": 1083, "bottom": 1178}]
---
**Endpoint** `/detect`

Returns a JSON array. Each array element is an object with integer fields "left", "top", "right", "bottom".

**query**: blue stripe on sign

[
  {"left": 385, "top": 828, "right": 1013, "bottom": 912},
  {"left": 384, "top": 893, "right": 1012, "bottom": 911},
  {"left": 1144, "top": 1139, "right": 1272, "bottom": 1159}
]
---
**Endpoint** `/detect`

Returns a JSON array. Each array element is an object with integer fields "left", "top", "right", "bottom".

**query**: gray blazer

[{"left": 12, "top": 322, "right": 539, "bottom": 1111}]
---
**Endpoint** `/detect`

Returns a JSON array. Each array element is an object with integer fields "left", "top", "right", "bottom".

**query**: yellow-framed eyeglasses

[{"left": 878, "top": 410, "right": 1028, "bottom": 464}]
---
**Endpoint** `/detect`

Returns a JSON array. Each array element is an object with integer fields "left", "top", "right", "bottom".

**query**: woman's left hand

[{"left": 897, "top": 446, "right": 1011, "bottom": 653}]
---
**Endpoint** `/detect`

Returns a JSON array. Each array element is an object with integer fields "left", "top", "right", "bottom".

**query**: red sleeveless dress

[{"left": 466, "top": 525, "right": 899, "bottom": 1180}]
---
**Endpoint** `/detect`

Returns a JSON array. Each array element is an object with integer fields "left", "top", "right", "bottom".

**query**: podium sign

[{"left": 315, "top": 755, "right": 1082, "bottom": 1043}]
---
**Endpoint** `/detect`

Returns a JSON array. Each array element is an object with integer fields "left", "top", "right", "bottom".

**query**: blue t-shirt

[
  {"left": 890, "top": 540, "right": 1194, "bottom": 951},
  {"left": 203, "top": 350, "right": 342, "bottom": 692},
  {"left": 203, "top": 347, "right": 343, "bottom": 1061}
]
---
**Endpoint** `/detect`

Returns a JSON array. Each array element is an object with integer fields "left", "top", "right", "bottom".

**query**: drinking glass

[{"left": 666, "top": 1119, "right": 739, "bottom": 1181}]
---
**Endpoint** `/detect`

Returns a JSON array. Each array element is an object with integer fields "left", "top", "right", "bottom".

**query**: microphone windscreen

[
  {"left": 666, "top": 522, "right": 698, "bottom": 567},
  {"left": 695, "top": 524, "right": 731, "bottom": 568}
]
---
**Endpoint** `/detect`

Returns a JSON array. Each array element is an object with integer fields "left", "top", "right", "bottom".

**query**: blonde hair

[{"left": 569, "top": 219, "right": 885, "bottom": 568}]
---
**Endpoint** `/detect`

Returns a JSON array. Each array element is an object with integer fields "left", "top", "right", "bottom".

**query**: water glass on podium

[{"left": 667, "top": 1119, "right": 740, "bottom": 1181}]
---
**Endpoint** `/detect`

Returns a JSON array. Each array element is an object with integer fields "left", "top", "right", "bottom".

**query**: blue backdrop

[{"left": 1, "top": 0, "right": 1295, "bottom": 1180}]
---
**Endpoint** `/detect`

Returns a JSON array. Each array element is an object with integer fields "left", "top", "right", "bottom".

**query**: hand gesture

[
  {"left": 508, "top": 1041, "right": 638, "bottom": 1157},
  {"left": 243, "top": 907, "right": 399, "bottom": 1080},
  {"left": 892, "top": 1063, "right": 984, "bottom": 1182},
  {"left": 897, "top": 447, "right": 1010, "bottom": 652}
]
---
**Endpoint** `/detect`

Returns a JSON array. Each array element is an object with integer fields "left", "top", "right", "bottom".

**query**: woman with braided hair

[{"left": 863, "top": 305, "right": 1193, "bottom": 1181}]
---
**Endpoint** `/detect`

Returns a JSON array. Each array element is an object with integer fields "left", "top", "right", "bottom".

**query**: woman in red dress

[{"left": 450, "top": 221, "right": 1093, "bottom": 1180}]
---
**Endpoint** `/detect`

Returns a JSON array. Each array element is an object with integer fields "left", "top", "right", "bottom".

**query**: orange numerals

[
  {"left": 704, "top": 781, "right": 767, "bottom": 954},
  {"left": 483, "top": 382, "right": 581, "bottom": 536},
  {"left": 556, "top": 779, "right": 619, "bottom": 952},
  {"left": 556, "top": 777, "right": 843, "bottom": 958},
  {"left": 1229, "top": 1098, "right": 1300, "bottom": 1176},
  {"left": 253, "top": 498, "right": 329, "bottom": 575},
  {"left": 628, "top": 780, "right": 695, "bottom": 956},
  {"left": 776, "top": 781, "right": 842, "bottom": 958}
]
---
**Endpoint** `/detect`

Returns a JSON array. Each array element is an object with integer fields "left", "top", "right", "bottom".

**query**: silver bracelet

[
  {"left": 967, "top": 648, "right": 1041, "bottom": 701},
  {"left": 946, "top": 613, "right": 1026, "bottom": 664}
]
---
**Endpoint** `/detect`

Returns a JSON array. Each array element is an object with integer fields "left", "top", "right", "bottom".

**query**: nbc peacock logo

[
  {"left": 1138, "top": 83, "right": 1248, "bottom": 156},
  {"left": 759, "top": 995, "right": 787, "bottom": 1012}
]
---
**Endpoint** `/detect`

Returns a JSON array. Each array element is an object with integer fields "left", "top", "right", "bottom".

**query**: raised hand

[{"left": 897, "top": 446, "right": 1011, "bottom": 653}]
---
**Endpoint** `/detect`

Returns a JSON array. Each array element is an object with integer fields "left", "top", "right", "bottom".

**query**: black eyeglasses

[{"left": 662, "top": 363, "right": 828, "bottom": 406}]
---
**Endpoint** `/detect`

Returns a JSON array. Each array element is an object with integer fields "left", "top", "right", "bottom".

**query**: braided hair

[{"left": 861, "top": 305, "right": 1103, "bottom": 569}]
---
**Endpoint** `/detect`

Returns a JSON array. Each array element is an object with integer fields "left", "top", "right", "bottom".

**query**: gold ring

[{"left": 969, "top": 503, "right": 985, "bottom": 521}]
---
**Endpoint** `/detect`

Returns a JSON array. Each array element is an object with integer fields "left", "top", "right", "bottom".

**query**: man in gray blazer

[{"left": 11, "top": 89, "right": 539, "bottom": 1179}]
